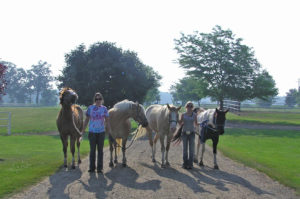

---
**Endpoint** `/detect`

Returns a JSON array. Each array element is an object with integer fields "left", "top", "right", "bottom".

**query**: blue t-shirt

[{"left": 86, "top": 105, "right": 109, "bottom": 133}]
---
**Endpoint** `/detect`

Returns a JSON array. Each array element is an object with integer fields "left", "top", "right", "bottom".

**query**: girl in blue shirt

[{"left": 82, "top": 92, "right": 111, "bottom": 173}]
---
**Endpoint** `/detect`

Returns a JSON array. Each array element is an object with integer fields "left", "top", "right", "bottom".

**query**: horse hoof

[
  {"left": 161, "top": 164, "right": 166, "bottom": 168},
  {"left": 199, "top": 161, "right": 204, "bottom": 166},
  {"left": 122, "top": 163, "right": 127, "bottom": 167},
  {"left": 64, "top": 164, "right": 68, "bottom": 168},
  {"left": 109, "top": 162, "right": 114, "bottom": 168},
  {"left": 71, "top": 165, "right": 75, "bottom": 169},
  {"left": 78, "top": 159, "right": 82, "bottom": 164},
  {"left": 214, "top": 165, "right": 219, "bottom": 170}
]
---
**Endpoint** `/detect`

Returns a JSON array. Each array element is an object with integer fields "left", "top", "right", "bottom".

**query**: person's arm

[
  {"left": 194, "top": 113, "right": 198, "bottom": 127},
  {"left": 82, "top": 116, "right": 90, "bottom": 134},
  {"left": 178, "top": 113, "right": 184, "bottom": 126}
]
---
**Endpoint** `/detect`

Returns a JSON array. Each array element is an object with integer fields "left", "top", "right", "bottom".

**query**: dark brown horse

[{"left": 56, "top": 87, "right": 83, "bottom": 169}]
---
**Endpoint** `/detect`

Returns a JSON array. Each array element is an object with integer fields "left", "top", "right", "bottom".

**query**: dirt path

[{"left": 9, "top": 138, "right": 298, "bottom": 199}]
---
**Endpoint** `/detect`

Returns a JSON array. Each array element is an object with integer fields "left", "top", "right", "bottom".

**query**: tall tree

[
  {"left": 170, "top": 77, "right": 207, "bottom": 106},
  {"left": 0, "top": 62, "right": 7, "bottom": 101},
  {"left": 174, "top": 25, "right": 278, "bottom": 108},
  {"left": 58, "top": 42, "right": 161, "bottom": 108},
  {"left": 28, "top": 61, "right": 53, "bottom": 104},
  {"left": 285, "top": 89, "right": 298, "bottom": 107},
  {"left": 1, "top": 62, "right": 28, "bottom": 103},
  {"left": 144, "top": 87, "right": 161, "bottom": 105}
]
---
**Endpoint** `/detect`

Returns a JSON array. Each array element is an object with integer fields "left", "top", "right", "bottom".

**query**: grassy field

[
  {"left": 227, "top": 111, "right": 300, "bottom": 125},
  {"left": 0, "top": 106, "right": 300, "bottom": 197},
  {"left": 217, "top": 128, "right": 300, "bottom": 195},
  {"left": 0, "top": 107, "right": 60, "bottom": 134},
  {"left": 0, "top": 133, "right": 105, "bottom": 198}
]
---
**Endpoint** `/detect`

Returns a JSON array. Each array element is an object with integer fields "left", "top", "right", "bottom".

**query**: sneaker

[
  {"left": 88, "top": 169, "right": 95, "bottom": 173},
  {"left": 182, "top": 164, "right": 187, "bottom": 169},
  {"left": 97, "top": 170, "right": 103, "bottom": 173}
]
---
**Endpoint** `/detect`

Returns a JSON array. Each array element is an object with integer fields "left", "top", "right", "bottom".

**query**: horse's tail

[
  {"left": 116, "top": 138, "right": 122, "bottom": 155},
  {"left": 132, "top": 125, "right": 147, "bottom": 141}
]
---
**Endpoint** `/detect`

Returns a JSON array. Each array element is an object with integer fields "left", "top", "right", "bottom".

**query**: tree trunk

[
  {"left": 219, "top": 100, "right": 224, "bottom": 110},
  {"left": 36, "top": 90, "right": 40, "bottom": 104}
]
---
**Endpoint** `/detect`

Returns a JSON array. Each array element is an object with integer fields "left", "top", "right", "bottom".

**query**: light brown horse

[
  {"left": 108, "top": 100, "right": 148, "bottom": 167},
  {"left": 56, "top": 87, "right": 83, "bottom": 169},
  {"left": 134, "top": 104, "right": 181, "bottom": 168}
]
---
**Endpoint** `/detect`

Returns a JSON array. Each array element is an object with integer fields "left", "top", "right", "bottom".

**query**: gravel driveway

[{"left": 9, "top": 138, "right": 299, "bottom": 199}]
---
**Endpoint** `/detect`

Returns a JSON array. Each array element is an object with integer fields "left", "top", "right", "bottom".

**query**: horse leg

[
  {"left": 77, "top": 137, "right": 81, "bottom": 164},
  {"left": 122, "top": 139, "right": 127, "bottom": 167},
  {"left": 152, "top": 133, "right": 159, "bottom": 163},
  {"left": 194, "top": 134, "right": 200, "bottom": 163},
  {"left": 70, "top": 136, "right": 76, "bottom": 169},
  {"left": 109, "top": 136, "right": 114, "bottom": 167},
  {"left": 114, "top": 142, "right": 120, "bottom": 164},
  {"left": 160, "top": 135, "right": 166, "bottom": 168},
  {"left": 165, "top": 134, "right": 172, "bottom": 166},
  {"left": 199, "top": 141, "right": 205, "bottom": 166},
  {"left": 60, "top": 135, "right": 68, "bottom": 168},
  {"left": 213, "top": 137, "right": 219, "bottom": 169}
]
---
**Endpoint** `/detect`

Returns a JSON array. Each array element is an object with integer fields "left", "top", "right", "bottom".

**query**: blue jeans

[
  {"left": 182, "top": 132, "right": 195, "bottom": 167},
  {"left": 88, "top": 132, "right": 105, "bottom": 171}
]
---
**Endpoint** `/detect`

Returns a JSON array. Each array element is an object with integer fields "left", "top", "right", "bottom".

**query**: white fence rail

[
  {"left": 0, "top": 112, "right": 11, "bottom": 135},
  {"left": 223, "top": 100, "right": 241, "bottom": 113}
]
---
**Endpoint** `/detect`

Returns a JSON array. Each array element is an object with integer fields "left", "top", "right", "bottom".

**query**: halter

[{"left": 168, "top": 110, "right": 178, "bottom": 125}]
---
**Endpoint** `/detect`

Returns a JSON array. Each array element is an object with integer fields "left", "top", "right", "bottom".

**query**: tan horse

[
  {"left": 108, "top": 100, "right": 148, "bottom": 167},
  {"left": 134, "top": 104, "right": 181, "bottom": 168},
  {"left": 56, "top": 88, "right": 83, "bottom": 169}
]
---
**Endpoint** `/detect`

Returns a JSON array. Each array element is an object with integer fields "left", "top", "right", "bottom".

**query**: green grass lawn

[
  {"left": 0, "top": 134, "right": 108, "bottom": 198},
  {"left": 0, "top": 107, "right": 60, "bottom": 134},
  {"left": 218, "top": 128, "right": 300, "bottom": 195},
  {"left": 227, "top": 111, "right": 300, "bottom": 125},
  {"left": 1, "top": 106, "right": 300, "bottom": 197}
]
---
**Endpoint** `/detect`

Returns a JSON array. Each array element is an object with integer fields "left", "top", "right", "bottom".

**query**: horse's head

[
  {"left": 167, "top": 104, "right": 181, "bottom": 132},
  {"left": 214, "top": 108, "right": 229, "bottom": 135},
  {"left": 59, "top": 87, "right": 78, "bottom": 106},
  {"left": 132, "top": 102, "right": 148, "bottom": 127}
]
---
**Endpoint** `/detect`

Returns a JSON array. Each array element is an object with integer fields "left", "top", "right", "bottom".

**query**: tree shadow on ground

[
  {"left": 191, "top": 165, "right": 272, "bottom": 196},
  {"left": 48, "top": 167, "right": 82, "bottom": 199},
  {"left": 104, "top": 164, "right": 161, "bottom": 191},
  {"left": 140, "top": 162, "right": 209, "bottom": 194}
]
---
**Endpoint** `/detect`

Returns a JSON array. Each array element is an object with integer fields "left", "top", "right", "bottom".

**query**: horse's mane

[{"left": 113, "top": 99, "right": 135, "bottom": 111}]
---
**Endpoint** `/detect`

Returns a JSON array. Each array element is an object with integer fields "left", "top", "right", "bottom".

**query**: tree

[
  {"left": 0, "top": 62, "right": 7, "bottom": 100},
  {"left": 170, "top": 77, "right": 207, "bottom": 106},
  {"left": 285, "top": 89, "right": 298, "bottom": 107},
  {"left": 144, "top": 87, "right": 161, "bottom": 105},
  {"left": 28, "top": 61, "right": 54, "bottom": 104},
  {"left": 40, "top": 89, "right": 58, "bottom": 106},
  {"left": 58, "top": 42, "right": 161, "bottom": 108},
  {"left": 174, "top": 25, "right": 278, "bottom": 109},
  {"left": 1, "top": 62, "right": 28, "bottom": 103}
]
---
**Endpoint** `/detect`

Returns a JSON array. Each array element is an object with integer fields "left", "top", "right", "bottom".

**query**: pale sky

[{"left": 1, "top": 0, "right": 299, "bottom": 96}]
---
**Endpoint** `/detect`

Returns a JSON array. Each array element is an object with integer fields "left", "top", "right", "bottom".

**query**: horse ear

[
  {"left": 167, "top": 104, "right": 170, "bottom": 109},
  {"left": 177, "top": 106, "right": 182, "bottom": 111}
]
